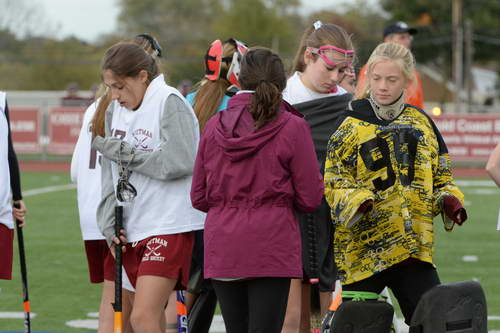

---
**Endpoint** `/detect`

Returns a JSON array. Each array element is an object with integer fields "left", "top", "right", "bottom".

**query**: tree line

[{"left": 0, "top": 0, "right": 498, "bottom": 95}]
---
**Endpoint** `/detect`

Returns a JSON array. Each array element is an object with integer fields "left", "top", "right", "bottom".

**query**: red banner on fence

[
  {"left": 432, "top": 114, "right": 500, "bottom": 162},
  {"left": 10, "top": 107, "right": 41, "bottom": 154},
  {"left": 48, "top": 107, "right": 86, "bottom": 155}
]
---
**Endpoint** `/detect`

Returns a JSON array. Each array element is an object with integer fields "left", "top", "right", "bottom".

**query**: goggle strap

[
  {"left": 136, "top": 33, "right": 163, "bottom": 58},
  {"left": 319, "top": 45, "right": 354, "bottom": 55},
  {"left": 308, "top": 46, "right": 354, "bottom": 68}
]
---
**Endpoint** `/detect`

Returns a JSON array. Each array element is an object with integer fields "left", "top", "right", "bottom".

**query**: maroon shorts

[
  {"left": 103, "top": 247, "right": 116, "bottom": 282},
  {"left": 122, "top": 232, "right": 194, "bottom": 290},
  {"left": 84, "top": 239, "right": 113, "bottom": 283},
  {"left": 0, "top": 224, "right": 14, "bottom": 280}
]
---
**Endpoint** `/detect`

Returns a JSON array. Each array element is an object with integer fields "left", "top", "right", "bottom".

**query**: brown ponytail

[
  {"left": 239, "top": 47, "right": 286, "bottom": 129},
  {"left": 91, "top": 89, "right": 111, "bottom": 137},
  {"left": 193, "top": 80, "right": 230, "bottom": 131},
  {"left": 251, "top": 81, "right": 282, "bottom": 129}
]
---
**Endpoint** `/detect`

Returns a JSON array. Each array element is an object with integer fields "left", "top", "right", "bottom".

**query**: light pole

[{"left": 452, "top": 0, "right": 464, "bottom": 113}]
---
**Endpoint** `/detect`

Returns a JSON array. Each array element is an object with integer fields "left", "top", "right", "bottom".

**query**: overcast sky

[
  {"left": 32, "top": 0, "right": 120, "bottom": 41},
  {"left": 32, "top": 0, "right": 378, "bottom": 42}
]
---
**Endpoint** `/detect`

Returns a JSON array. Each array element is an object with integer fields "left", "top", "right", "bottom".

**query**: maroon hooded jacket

[{"left": 191, "top": 92, "right": 324, "bottom": 279}]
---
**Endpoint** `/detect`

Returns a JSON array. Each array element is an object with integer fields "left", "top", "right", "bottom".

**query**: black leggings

[
  {"left": 212, "top": 277, "right": 291, "bottom": 333},
  {"left": 343, "top": 259, "right": 440, "bottom": 324}
]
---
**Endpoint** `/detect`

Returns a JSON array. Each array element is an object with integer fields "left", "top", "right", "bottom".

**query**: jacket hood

[{"left": 213, "top": 92, "right": 302, "bottom": 162}]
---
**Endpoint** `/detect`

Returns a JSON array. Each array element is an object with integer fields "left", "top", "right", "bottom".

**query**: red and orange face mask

[
  {"left": 204, "top": 39, "right": 224, "bottom": 81},
  {"left": 204, "top": 38, "right": 248, "bottom": 87}
]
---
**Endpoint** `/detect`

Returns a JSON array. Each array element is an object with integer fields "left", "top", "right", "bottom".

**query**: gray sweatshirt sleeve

[
  {"left": 96, "top": 104, "right": 117, "bottom": 245},
  {"left": 97, "top": 157, "right": 116, "bottom": 245},
  {"left": 92, "top": 94, "right": 198, "bottom": 180}
]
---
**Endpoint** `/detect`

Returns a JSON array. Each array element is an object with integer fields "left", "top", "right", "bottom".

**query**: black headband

[{"left": 136, "top": 33, "right": 163, "bottom": 58}]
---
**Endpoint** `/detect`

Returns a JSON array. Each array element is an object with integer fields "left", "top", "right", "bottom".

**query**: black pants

[
  {"left": 299, "top": 198, "right": 337, "bottom": 292},
  {"left": 343, "top": 258, "right": 440, "bottom": 324},
  {"left": 212, "top": 277, "right": 291, "bottom": 333}
]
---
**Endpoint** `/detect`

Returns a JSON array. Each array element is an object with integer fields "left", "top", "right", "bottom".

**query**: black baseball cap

[{"left": 383, "top": 21, "right": 417, "bottom": 38}]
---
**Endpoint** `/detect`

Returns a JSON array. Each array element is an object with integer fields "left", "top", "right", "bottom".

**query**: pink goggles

[{"left": 308, "top": 45, "right": 354, "bottom": 69}]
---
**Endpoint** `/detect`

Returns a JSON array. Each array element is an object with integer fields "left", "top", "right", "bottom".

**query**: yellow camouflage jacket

[{"left": 324, "top": 99, "right": 464, "bottom": 284}]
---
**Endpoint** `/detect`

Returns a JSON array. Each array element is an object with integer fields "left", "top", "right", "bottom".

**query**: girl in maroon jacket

[{"left": 191, "top": 47, "right": 324, "bottom": 333}]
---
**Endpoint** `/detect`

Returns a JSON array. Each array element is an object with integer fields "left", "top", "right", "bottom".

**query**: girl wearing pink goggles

[
  {"left": 283, "top": 21, "right": 355, "bottom": 105},
  {"left": 308, "top": 45, "right": 354, "bottom": 72},
  {"left": 282, "top": 20, "right": 355, "bottom": 333}
]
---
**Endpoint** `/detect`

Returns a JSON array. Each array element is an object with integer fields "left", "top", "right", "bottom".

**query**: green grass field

[
  {"left": 1, "top": 171, "right": 500, "bottom": 332},
  {"left": 0, "top": 172, "right": 101, "bottom": 332}
]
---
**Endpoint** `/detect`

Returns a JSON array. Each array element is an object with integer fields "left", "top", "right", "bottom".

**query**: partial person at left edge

[{"left": 0, "top": 91, "right": 27, "bottom": 280}]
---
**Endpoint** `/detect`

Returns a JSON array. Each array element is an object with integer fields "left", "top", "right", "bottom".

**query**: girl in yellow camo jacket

[{"left": 324, "top": 42, "right": 467, "bottom": 324}]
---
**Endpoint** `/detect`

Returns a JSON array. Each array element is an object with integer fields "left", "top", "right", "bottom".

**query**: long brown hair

[
  {"left": 91, "top": 39, "right": 161, "bottom": 137},
  {"left": 193, "top": 41, "right": 237, "bottom": 131},
  {"left": 291, "top": 22, "right": 353, "bottom": 74},
  {"left": 239, "top": 47, "right": 286, "bottom": 129}
]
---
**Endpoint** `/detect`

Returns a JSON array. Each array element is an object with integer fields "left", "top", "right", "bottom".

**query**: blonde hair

[
  {"left": 193, "top": 41, "right": 237, "bottom": 131},
  {"left": 291, "top": 22, "right": 354, "bottom": 74},
  {"left": 356, "top": 42, "right": 415, "bottom": 99}
]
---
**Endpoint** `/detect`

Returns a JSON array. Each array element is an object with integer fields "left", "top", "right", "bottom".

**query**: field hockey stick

[
  {"left": 306, "top": 213, "right": 323, "bottom": 331},
  {"left": 306, "top": 213, "right": 319, "bottom": 284},
  {"left": 113, "top": 205, "right": 124, "bottom": 333},
  {"left": 176, "top": 290, "right": 189, "bottom": 333},
  {"left": 320, "top": 280, "right": 342, "bottom": 333},
  {"left": 14, "top": 203, "right": 30, "bottom": 333},
  {"left": 113, "top": 141, "right": 137, "bottom": 333},
  {"left": 380, "top": 287, "right": 400, "bottom": 333}
]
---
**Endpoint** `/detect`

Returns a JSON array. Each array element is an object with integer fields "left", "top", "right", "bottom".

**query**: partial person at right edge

[
  {"left": 486, "top": 143, "right": 500, "bottom": 187},
  {"left": 486, "top": 143, "right": 500, "bottom": 232},
  {"left": 191, "top": 47, "right": 324, "bottom": 333}
]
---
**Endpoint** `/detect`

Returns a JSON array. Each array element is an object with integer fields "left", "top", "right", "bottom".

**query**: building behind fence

[{"left": 6, "top": 90, "right": 500, "bottom": 164}]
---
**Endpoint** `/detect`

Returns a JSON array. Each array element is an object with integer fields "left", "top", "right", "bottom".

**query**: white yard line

[
  {"left": 463, "top": 188, "right": 500, "bottom": 195},
  {"left": 0, "top": 312, "right": 37, "bottom": 318},
  {"left": 456, "top": 179, "right": 496, "bottom": 187},
  {"left": 62, "top": 313, "right": 500, "bottom": 332},
  {"left": 66, "top": 319, "right": 98, "bottom": 330},
  {"left": 23, "top": 183, "right": 76, "bottom": 197},
  {"left": 20, "top": 179, "right": 494, "bottom": 199}
]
